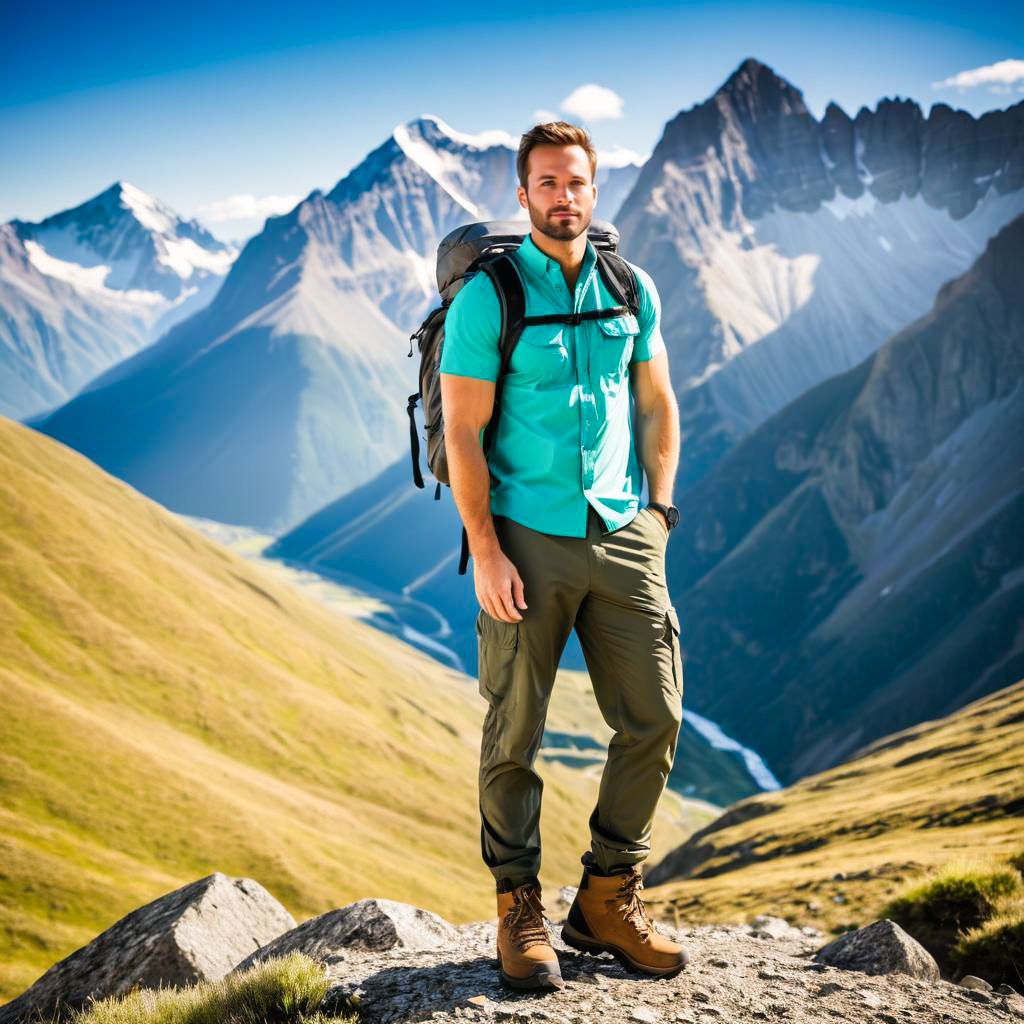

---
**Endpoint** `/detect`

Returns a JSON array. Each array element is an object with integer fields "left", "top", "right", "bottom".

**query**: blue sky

[{"left": 2, "top": 0, "right": 1021, "bottom": 241}]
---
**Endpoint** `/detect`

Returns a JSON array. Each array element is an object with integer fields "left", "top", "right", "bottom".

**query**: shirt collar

[{"left": 518, "top": 232, "right": 597, "bottom": 283}]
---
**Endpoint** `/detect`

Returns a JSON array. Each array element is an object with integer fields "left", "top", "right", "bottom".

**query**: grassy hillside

[
  {"left": 644, "top": 679, "right": 1024, "bottom": 935},
  {"left": 0, "top": 416, "right": 688, "bottom": 1001}
]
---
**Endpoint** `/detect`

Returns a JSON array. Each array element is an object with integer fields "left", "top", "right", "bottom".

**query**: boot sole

[
  {"left": 497, "top": 952, "right": 564, "bottom": 990},
  {"left": 561, "top": 921, "right": 687, "bottom": 978}
]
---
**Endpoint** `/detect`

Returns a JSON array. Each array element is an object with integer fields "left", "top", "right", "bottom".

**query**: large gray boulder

[
  {"left": 814, "top": 919, "right": 940, "bottom": 980},
  {"left": 237, "top": 898, "right": 459, "bottom": 970},
  {"left": 0, "top": 873, "right": 295, "bottom": 1023}
]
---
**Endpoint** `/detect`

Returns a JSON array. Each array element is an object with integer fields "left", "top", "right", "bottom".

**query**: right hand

[{"left": 474, "top": 548, "right": 528, "bottom": 623}]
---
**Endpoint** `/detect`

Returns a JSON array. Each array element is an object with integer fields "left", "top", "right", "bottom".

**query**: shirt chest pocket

[
  {"left": 509, "top": 324, "right": 572, "bottom": 390},
  {"left": 597, "top": 313, "right": 640, "bottom": 388}
]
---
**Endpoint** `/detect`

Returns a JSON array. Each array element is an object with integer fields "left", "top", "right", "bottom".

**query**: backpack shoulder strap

[
  {"left": 595, "top": 250, "right": 641, "bottom": 317},
  {"left": 457, "top": 253, "right": 526, "bottom": 576},
  {"left": 480, "top": 253, "right": 526, "bottom": 367}
]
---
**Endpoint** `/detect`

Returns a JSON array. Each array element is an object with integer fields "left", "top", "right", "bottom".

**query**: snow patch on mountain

[
  {"left": 417, "top": 115, "right": 518, "bottom": 151},
  {"left": 393, "top": 122, "right": 483, "bottom": 216},
  {"left": 23, "top": 240, "right": 166, "bottom": 305}
]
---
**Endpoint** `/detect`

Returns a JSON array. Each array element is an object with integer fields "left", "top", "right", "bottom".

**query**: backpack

[{"left": 406, "top": 219, "right": 641, "bottom": 574}]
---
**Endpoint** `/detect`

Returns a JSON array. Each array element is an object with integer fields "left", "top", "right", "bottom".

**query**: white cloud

[
  {"left": 193, "top": 193, "right": 301, "bottom": 223},
  {"left": 597, "top": 145, "right": 647, "bottom": 169},
  {"left": 532, "top": 108, "right": 560, "bottom": 123},
  {"left": 931, "top": 58, "right": 1024, "bottom": 93},
  {"left": 559, "top": 84, "right": 624, "bottom": 122}
]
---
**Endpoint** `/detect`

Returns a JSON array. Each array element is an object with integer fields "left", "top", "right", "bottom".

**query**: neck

[{"left": 530, "top": 228, "right": 588, "bottom": 289}]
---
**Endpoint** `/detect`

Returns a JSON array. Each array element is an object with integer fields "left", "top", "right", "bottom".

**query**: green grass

[
  {"left": 69, "top": 953, "right": 355, "bottom": 1024},
  {"left": 0, "top": 417, "right": 613, "bottom": 1000},
  {"left": 883, "top": 858, "right": 1022, "bottom": 973},
  {"left": 951, "top": 909, "right": 1024, "bottom": 989},
  {"left": 644, "top": 679, "right": 1024, "bottom": 937}
]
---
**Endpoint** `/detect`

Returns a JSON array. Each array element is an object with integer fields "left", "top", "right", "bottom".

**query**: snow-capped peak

[
  {"left": 116, "top": 180, "right": 179, "bottom": 235},
  {"left": 404, "top": 115, "right": 518, "bottom": 151},
  {"left": 16, "top": 180, "right": 236, "bottom": 301}
]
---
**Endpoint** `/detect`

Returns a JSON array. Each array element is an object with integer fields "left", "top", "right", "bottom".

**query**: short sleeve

[
  {"left": 628, "top": 263, "right": 665, "bottom": 364},
  {"left": 439, "top": 272, "right": 502, "bottom": 382}
]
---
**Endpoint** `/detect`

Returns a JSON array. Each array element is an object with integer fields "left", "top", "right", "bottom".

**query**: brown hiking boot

[
  {"left": 562, "top": 865, "right": 690, "bottom": 977},
  {"left": 496, "top": 883, "right": 564, "bottom": 990}
]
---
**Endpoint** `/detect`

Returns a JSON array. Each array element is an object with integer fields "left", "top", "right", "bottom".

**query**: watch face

[{"left": 667, "top": 507, "right": 680, "bottom": 529}]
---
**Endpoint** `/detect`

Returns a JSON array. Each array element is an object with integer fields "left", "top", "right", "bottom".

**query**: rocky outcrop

[
  {"left": 236, "top": 899, "right": 460, "bottom": 969},
  {"left": 815, "top": 919, "right": 940, "bottom": 980},
  {"left": 0, "top": 873, "right": 294, "bottom": 1024}
]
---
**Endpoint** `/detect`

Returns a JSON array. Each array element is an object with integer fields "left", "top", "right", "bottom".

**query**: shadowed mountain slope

[{"left": 668, "top": 212, "right": 1024, "bottom": 782}]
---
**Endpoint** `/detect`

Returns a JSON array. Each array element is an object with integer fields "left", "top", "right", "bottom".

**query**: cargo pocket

[
  {"left": 476, "top": 609, "right": 520, "bottom": 705},
  {"left": 664, "top": 605, "right": 684, "bottom": 700}
]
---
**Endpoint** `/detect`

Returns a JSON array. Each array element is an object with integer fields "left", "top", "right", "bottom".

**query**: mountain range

[
  {"left": 6, "top": 56, "right": 1022, "bottom": 799},
  {"left": 19, "top": 119, "right": 641, "bottom": 533},
  {"left": 618, "top": 58, "right": 1024, "bottom": 486}
]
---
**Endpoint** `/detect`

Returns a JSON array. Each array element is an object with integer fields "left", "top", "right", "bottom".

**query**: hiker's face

[{"left": 517, "top": 144, "right": 596, "bottom": 242}]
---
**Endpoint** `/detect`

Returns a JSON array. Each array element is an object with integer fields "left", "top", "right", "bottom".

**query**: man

[{"left": 440, "top": 122, "right": 687, "bottom": 990}]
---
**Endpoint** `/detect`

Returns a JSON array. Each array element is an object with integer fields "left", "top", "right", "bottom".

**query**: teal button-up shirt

[{"left": 439, "top": 233, "right": 665, "bottom": 537}]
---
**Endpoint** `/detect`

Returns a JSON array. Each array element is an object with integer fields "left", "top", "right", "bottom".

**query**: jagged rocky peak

[
  {"left": 641, "top": 56, "right": 830, "bottom": 222},
  {"left": 715, "top": 56, "right": 812, "bottom": 121}
]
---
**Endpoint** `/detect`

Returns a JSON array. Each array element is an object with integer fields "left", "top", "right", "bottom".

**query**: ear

[{"left": 516, "top": 185, "right": 527, "bottom": 209}]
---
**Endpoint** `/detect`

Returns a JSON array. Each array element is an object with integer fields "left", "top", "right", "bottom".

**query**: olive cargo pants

[{"left": 477, "top": 504, "right": 684, "bottom": 885}]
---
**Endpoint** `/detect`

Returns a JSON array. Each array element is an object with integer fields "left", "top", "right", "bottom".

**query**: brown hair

[{"left": 516, "top": 122, "right": 597, "bottom": 189}]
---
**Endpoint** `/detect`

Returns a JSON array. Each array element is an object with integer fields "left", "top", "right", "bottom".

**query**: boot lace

[
  {"left": 504, "top": 884, "right": 553, "bottom": 953},
  {"left": 607, "top": 870, "right": 657, "bottom": 942}
]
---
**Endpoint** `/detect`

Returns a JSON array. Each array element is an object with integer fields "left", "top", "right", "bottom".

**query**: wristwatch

[{"left": 648, "top": 502, "right": 680, "bottom": 530}]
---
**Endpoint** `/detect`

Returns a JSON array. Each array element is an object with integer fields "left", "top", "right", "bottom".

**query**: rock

[
  {"left": 0, "top": 873, "right": 294, "bottom": 1024},
  {"left": 813, "top": 919, "right": 940, "bottom": 980},
  {"left": 557, "top": 886, "right": 579, "bottom": 907},
  {"left": 237, "top": 897, "right": 459, "bottom": 968},
  {"left": 998, "top": 984, "right": 1019, "bottom": 995},
  {"left": 961, "top": 975, "right": 994, "bottom": 992},
  {"left": 964, "top": 989, "right": 992, "bottom": 1005},
  {"left": 749, "top": 915, "right": 805, "bottom": 941},
  {"left": 631, "top": 1008, "right": 658, "bottom": 1022}
]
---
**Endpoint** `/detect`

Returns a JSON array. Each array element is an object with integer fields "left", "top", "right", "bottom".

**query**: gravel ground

[{"left": 319, "top": 915, "right": 1022, "bottom": 1024}]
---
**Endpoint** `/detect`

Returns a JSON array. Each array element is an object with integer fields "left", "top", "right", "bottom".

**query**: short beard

[{"left": 526, "top": 195, "right": 592, "bottom": 242}]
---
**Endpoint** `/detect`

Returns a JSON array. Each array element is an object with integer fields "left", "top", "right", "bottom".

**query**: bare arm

[
  {"left": 440, "top": 372, "right": 527, "bottom": 623},
  {"left": 630, "top": 348, "right": 680, "bottom": 523}
]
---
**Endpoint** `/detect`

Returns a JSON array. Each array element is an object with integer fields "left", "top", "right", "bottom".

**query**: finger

[
  {"left": 498, "top": 586, "right": 522, "bottom": 622},
  {"left": 512, "top": 573, "right": 528, "bottom": 610}
]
